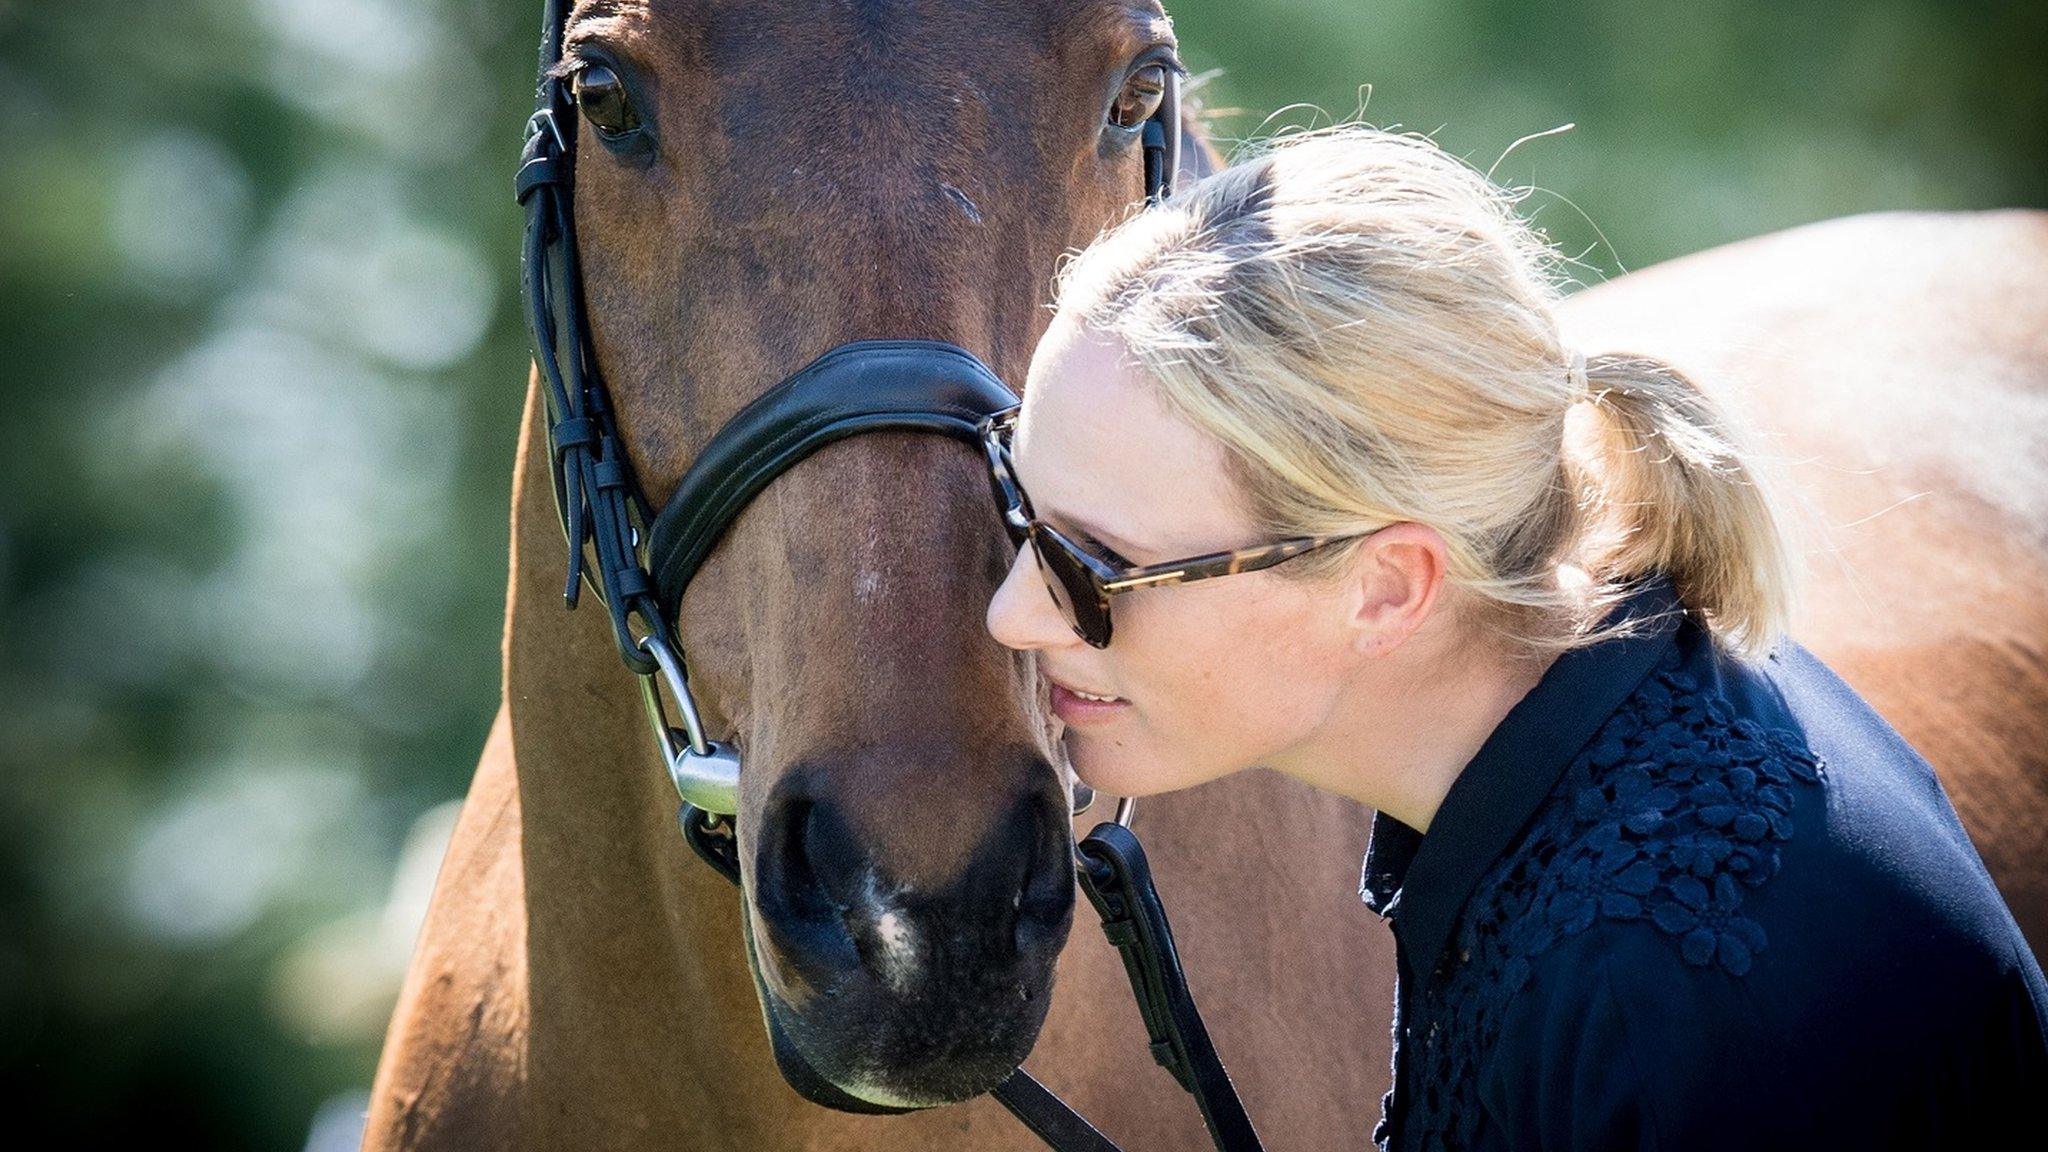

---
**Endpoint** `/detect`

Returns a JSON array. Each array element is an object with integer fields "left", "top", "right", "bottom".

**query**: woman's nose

[{"left": 986, "top": 544, "right": 1072, "bottom": 652}]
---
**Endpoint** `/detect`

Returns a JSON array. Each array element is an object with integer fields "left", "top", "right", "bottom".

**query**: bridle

[{"left": 513, "top": 2, "right": 1260, "bottom": 1150}]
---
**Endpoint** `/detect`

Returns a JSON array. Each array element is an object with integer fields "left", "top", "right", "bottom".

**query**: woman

[{"left": 981, "top": 124, "right": 2048, "bottom": 1150}]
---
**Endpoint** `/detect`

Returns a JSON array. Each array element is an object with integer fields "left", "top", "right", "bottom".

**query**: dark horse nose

[{"left": 752, "top": 781, "right": 1075, "bottom": 996}]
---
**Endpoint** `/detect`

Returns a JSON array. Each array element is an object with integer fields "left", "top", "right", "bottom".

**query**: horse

[
  {"left": 365, "top": 2, "right": 1387, "bottom": 1147},
  {"left": 364, "top": 1, "right": 2048, "bottom": 1148}
]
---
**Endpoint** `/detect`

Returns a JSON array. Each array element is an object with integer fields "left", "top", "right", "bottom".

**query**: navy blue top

[{"left": 1359, "top": 574, "right": 2048, "bottom": 1151}]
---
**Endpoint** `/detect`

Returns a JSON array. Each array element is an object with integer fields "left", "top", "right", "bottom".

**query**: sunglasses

[{"left": 977, "top": 403, "right": 1382, "bottom": 648}]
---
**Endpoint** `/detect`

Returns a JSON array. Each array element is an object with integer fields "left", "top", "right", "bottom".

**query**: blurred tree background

[{"left": 0, "top": 0, "right": 2039, "bottom": 1147}]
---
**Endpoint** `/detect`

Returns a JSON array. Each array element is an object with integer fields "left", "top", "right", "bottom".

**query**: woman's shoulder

[
  {"left": 1686, "top": 630, "right": 2035, "bottom": 978},
  {"left": 1482, "top": 638, "right": 1831, "bottom": 980},
  {"left": 1452, "top": 623, "right": 2048, "bottom": 1145},
  {"left": 1477, "top": 623, "right": 2034, "bottom": 992}
]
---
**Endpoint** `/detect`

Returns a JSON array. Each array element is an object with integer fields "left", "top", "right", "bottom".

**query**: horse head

[{"left": 527, "top": 0, "right": 1191, "bottom": 1110}]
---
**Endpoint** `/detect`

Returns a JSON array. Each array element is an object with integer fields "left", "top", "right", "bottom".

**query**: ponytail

[{"left": 1573, "top": 353, "right": 1802, "bottom": 661}]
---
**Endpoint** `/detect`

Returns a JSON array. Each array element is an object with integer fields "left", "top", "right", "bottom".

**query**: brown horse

[
  {"left": 365, "top": 0, "right": 2048, "bottom": 1147},
  {"left": 368, "top": 2, "right": 1386, "bottom": 1147}
]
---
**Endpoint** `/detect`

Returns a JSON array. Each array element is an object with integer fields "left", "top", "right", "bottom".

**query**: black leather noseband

[{"left": 645, "top": 339, "right": 1019, "bottom": 618}]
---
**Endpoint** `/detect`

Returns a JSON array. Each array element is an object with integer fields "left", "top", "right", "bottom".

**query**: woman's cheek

[{"left": 1075, "top": 602, "right": 1245, "bottom": 795}]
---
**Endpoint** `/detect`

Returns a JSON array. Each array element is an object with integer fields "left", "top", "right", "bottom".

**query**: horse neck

[{"left": 501, "top": 373, "right": 779, "bottom": 1136}]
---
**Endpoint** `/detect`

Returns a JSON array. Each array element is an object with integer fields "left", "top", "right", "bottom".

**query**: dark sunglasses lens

[{"left": 1032, "top": 530, "right": 1112, "bottom": 646}]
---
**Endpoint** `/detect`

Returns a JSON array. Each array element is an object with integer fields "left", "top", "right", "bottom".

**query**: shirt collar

[{"left": 1358, "top": 574, "right": 1690, "bottom": 991}]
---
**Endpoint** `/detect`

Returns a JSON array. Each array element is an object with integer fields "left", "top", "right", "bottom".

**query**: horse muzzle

[{"left": 740, "top": 775, "right": 1076, "bottom": 1109}]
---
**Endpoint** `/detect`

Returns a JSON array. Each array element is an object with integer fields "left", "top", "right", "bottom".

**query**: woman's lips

[{"left": 1049, "top": 680, "right": 1129, "bottom": 725}]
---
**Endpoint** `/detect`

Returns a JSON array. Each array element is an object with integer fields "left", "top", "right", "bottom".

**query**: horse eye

[
  {"left": 1109, "top": 63, "right": 1167, "bottom": 130},
  {"left": 573, "top": 64, "right": 640, "bottom": 138}
]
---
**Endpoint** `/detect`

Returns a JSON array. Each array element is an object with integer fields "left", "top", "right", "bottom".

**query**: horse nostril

[
  {"left": 760, "top": 798, "right": 847, "bottom": 922},
  {"left": 1010, "top": 790, "right": 1077, "bottom": 961}
]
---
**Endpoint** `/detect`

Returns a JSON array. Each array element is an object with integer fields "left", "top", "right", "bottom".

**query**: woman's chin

[{"left": 1067, "top": 750, "right": 1161, "bottom": 800}]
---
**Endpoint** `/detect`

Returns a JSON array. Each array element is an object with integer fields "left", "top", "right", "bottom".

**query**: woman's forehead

[{"left": 1017, "top": 321, "right": 1249, "bottom": 555}]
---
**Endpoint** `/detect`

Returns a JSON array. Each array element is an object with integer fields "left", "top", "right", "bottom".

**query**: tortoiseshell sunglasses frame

[{"left": 978, "top": 403, "right": 1380, "bottom": 648}]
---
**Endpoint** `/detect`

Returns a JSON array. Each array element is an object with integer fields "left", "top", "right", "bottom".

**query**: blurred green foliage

[{"left": 0, "top": 0, "right": 2039, "bottom": 1147}]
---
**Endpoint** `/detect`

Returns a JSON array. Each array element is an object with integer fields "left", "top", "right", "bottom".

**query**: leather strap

[
  {"left": 518, "top": 14, "right": 672, "bottom": 676},
  {"left": 645, "top": 339, "right": 1019, "bottom": 618},
  {"left": 994, "top": 1070, "right": 1127, "bottom": 1152},
  {"left": 1077, "top": 823, "right": 1267, "bottom": 1152}
]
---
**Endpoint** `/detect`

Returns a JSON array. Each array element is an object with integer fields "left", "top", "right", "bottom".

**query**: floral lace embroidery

[{"left": 1381, "top": 646, "right": 1828, "bottom": 1152}]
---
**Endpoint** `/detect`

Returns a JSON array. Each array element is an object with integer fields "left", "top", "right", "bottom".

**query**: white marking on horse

[
  {"left": 854, "top": 518, "right": 883, "bottom": 607},
  {"left": 860, "top": 872, "right": 921, "bottom": 994}
]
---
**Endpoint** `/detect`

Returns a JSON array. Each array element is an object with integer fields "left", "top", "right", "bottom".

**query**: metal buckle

[
  {"left": 1069, "top": 768, "right": 1096, "bottom": 817},
  {"left": 525, "top": 107, "right": 569, "bottom": 154},
  {"left": 1062, "top": 753, "right": 1137, "bottom": 829},
  {"left": 636, "top": 632, "right": 741, "bottom": 815}
]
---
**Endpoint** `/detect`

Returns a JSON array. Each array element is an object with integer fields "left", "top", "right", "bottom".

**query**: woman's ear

[{"left": 1345, "top": 522, "right": 1449, "bottom": 656}]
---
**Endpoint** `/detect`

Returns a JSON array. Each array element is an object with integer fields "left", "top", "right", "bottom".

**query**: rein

[{"left": 512, "top": 3, "right": 1260, "bottom": 1149}]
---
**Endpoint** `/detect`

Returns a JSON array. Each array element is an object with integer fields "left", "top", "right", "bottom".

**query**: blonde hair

[{"left": 1050, "top": 122, "right": 1803, "bottom": 661}]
